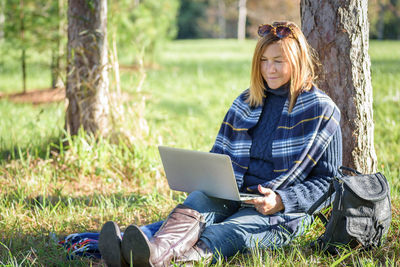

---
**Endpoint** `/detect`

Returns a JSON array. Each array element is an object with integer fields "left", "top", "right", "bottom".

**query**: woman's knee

[
  {"left": 201, "top": 223, "right": 246, "bottom": 257},
  {"left": 183, "top": 190, "right": 209, "bottom": 208}
]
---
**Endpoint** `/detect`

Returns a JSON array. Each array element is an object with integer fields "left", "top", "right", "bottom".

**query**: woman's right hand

[{"left": 244, "top": 185, "right": 284, "bottom": 215}]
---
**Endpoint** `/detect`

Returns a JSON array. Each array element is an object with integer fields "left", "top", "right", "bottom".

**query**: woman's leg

[
  {"left": 183, "top": 190, "right": 241, "bottom": 226},
  {"left": 134, "top": 190, "right": 241, "bottom": 240},
  {"left": 136, "top": 221, "right": 164, "bottom": 239},
  {"left": 199, "top": 207, "right": 313, "bottom": 260},
  {"left": 121, "top": 191, "right": 240, "bottom": 266}
]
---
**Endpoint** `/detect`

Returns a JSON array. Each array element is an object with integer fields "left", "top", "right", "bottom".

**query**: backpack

[{"left": 307, "top": 166, "right": 392, "bottom": 255}]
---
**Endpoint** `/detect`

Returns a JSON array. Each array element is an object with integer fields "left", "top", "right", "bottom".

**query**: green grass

[{"left": 0, "top": 39, "right": 399, "bottom": 266}]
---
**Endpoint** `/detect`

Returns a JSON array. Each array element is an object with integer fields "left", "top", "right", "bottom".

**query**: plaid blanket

[{"left": 210, "top": 86, "right": 340, "bottom": 191}]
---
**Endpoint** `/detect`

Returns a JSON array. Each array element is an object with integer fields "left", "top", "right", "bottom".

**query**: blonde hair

[{"left": 248, "top": 21, "right": 320, "bottom": 112}]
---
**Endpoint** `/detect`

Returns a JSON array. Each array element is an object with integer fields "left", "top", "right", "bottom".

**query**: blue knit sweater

[{"left": 243, "top": 85, "right": 343, "bottom": 213}]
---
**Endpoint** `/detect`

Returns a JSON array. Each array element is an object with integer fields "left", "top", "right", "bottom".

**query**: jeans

[
  {"left": 141, "top": 190, "right": 312, "bottom": 260},
  {"left": 182, "top": 190, "right": 313, "bottom": 259}
]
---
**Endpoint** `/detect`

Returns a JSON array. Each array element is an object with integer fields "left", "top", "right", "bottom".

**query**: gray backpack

[{"left": 308, "top": 166, "right": 392, "bottom": 254}]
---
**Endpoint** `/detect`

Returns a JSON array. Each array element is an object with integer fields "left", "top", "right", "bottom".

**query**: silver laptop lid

[{"left": 158, "top": 146, "right": 242, "bottom": 201}]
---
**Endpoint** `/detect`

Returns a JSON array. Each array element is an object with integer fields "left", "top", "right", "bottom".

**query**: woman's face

[{"left": 260, "top": 42, "right": 291, "bottom": 89}]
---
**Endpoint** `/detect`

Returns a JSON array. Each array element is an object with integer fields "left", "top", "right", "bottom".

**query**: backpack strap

[
  {"left": 315, "top": 212, "right": 329, "bottom": 225},
  {"left": 307, "top": 178, "right": 336, "bottom": 216},
  {"left": 307, "top": 166, "right": 362, "bottom": 216},
  {"left": 338, "top": 166, "right": 362, "bottom": 176}
]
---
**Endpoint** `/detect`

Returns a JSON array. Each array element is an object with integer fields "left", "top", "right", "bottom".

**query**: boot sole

[
  {"left": 99, "top": 221, "right": 126, "bottom": 267},
  {"left": 122, "top": 224, "right": 152, "bottom": 267}
]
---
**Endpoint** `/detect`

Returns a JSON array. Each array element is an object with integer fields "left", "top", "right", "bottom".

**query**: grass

[{"left": 0, "top": 39, "right": 399, "bottom": 266}]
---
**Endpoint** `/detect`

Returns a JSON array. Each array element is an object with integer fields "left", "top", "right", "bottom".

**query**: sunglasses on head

[{"left": 258, "top": 24, "right": 294, "bottom": 39}]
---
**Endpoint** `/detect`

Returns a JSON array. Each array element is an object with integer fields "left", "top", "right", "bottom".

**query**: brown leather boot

[
  {"left": 172, "top": 239, "right": 213, "bottom": 266},
  {"left": 121, "top": 204, "right": 205, "bottom": 267}
]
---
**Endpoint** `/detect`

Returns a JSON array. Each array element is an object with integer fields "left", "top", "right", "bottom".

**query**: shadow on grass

[
  {"left": 1, "top": 191, "right": 399, "bottom": 266},
  {"left": 0, "top": 136, "right": 63, "bottom": 162},
  {"left": 3, "top": 191, "right": 151, "bottom": 211}
]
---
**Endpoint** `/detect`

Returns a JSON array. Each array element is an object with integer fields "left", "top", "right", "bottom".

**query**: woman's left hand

[{"left": 244, "top": 184, "right": 284, "bottom": 215}]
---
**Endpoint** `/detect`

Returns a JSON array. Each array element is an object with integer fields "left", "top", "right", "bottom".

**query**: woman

[{"left": 99, "top": 21, "right": 342, "bottom": 267}]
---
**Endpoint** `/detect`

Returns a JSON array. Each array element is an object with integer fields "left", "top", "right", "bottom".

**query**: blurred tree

[
  {"left": 301, "top": 0, "right": 377, "bottom": 173},
  {"left": 3, "top": 0, "right": 29, "bottom": 92},
  {"left": 66, "top": 0, "right": 110, "bottom": 136},
  {"left": 176, "top": 0, "right": 301, "bottom": 39},
  {"left": 19, "top": 0, "right": 26, "bottom": 92},
  {"left": 217, "top": 0, "right": 227, "bottom": 38},
  {"left": 50, "top": 0, "right": 66, "bottom": 89},
  {"left": 237, "top": 0, "right": 247, "bottom": 40},
  {"left": 177, "top": 0, "right": 207, "bottom": 39},
  {"left": 383, "top": 0, "right": 400, "bottom": 39},
  {"left": 0, "top": 0, "right": 4, "bottom": 40},
  {"left": 246, "top": 0, "right": 300, "bottom": 38},
  {"left": 109, "top": 0, "right": 179, "bottom": 63},
  {"left": 3, "top": 0, "right": 66, "bottom": 91},
  {"left": 196, "top": 0, "right": 235, "bottom": 38},
  {"left": 369, "top": 0, "right": 400, "bottom": 39}
]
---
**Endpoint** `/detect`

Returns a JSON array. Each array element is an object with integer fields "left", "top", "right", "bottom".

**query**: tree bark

[
  {"left": 66, "top": 0, "right": 110, "bottom": 136},
  {"left": 300, "top": 0, "right": 377, "bottom": 173}
]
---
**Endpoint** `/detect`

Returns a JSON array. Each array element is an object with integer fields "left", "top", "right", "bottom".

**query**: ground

[{"left": 0, "top": 88, "right": 65, "bottom": 104}]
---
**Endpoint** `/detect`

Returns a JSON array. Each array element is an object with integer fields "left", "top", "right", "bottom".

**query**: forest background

[
  {"left": 1, "top": 0, "right": 400, "bottom": 94},
  {"left": 0, "top": 0, "right": 399, "bottom": 266}
]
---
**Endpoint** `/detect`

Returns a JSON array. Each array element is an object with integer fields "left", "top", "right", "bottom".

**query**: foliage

[
  {"left": 175, "top": 0, "right": 400, "bottom": 40},
  {"left": 109, "top": 0, "right": 179, "bottom": 63},
  {"left": 2, "top": 0, "right": 67, "bottom": 90},
  {"left": 176, "top": 0, "right": 208, "bottom": 39},
  {"left": 3, "top": 0, "right": 65, "bottom": 55},
  {"left": 175, "top": 0, "right": 302, "bottom": 39},
  {"left": 0, "top": 39, "right": 399, "bottom": 266},
  {"left": 367, "top": 0, "right": 400, "bottom": 39},
  {"left": 0, "top": 0, "right": 179, "bottom": 91}
]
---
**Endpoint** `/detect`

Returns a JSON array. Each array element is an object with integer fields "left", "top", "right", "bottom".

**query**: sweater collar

[{"left": 264, "top": 82, "right": 289, "bottom": 96}]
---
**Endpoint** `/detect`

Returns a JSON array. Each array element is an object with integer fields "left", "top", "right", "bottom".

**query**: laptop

[{"left": 158, "top": 146, "right": 263, "bottom": 202}]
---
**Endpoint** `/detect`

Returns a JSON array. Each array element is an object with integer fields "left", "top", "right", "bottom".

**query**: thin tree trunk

[
  {"left": 66, "top": 0, "right": 109, "bottom": 136},
  {"left": 52, "top": 0, "right": 65, "bottom": 89},
  {"left": 0, "top": 0, "right": 4, "bottom": 40},
  {"left": 218, "top": 0, "right": 226, "bottom": 39},
  {"left": 377, "top": 2, "right": 386, "bottom": 40},
  {"left": 51, "top": 49, "right": 57, "bottom": 88},
  {"left": 237, "top": 0, "right": 247, "bottom": 40},
  {"left": 387, "top": 1, "right": 400, "bottom": 39},
  {"left": 21, "top": 49, "right": 26, "bottom": 93},
  {"left": 20, "top": 0, "right": 26, "bottom": 93},
  {"left": 300, "top": 0, "right": 377, "bottom": 173}
]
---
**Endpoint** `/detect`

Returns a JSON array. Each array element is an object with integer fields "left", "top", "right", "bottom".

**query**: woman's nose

[{"left": 267, "top": 62, "right": 276, "bottom": 73}]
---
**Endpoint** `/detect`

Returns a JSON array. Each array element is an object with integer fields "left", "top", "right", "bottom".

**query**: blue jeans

[
  {"left": 142, "top": 190, "right": 312, "bottom": 260},
  {"left": 183, "top": 191, "right": 312, "bottom": 259}
]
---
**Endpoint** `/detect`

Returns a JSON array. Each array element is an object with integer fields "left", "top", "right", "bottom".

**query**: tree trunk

[
  {"left": 0, "top": 0, "right": 4, "bottom": 40},
  {"left": 52, "top": 0, "right": 65, "bottom": 89},
  {"left": 377, "top": 2, "right": 386, "bottom": 40},
  {"left": 66, "top": 0, "right": 109, "bottom": 136},
  {"left": 20, "top": 0, "right": 26, "bottom": 93},
  {"left": 217, "top": 0, "right": 226, "bottom": 39},
  {"left": 237, "top": 0, "right": 247, "bottom": 40},
  {"left": 300, "top": 0, "right": 377, "bottom": 173}
]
